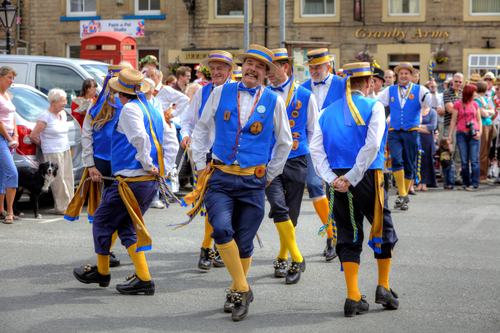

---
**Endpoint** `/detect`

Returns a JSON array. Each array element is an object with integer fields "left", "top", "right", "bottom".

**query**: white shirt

[
  {"left": 486, "top": 86, "right": 496, "bottom": 98},
  {"left": 376, "top": 83, "right": 439, "bottom": 109},
  {"left": 114, "top": 100, "right": 178, "bottom": 178},
  {"left": 311, "top": 73, "right": 333, "bottom": 110},
  {"left": 154, "top": 82, "right": 190, "bottom": 118},
  {"left": 309, "top": 91, "right": 386, "bottom": 187},
  {"left": 270, "top": 78, "right": 319, "bottom": 148},
  {"left": 37, "top": 110, "right": 70, "bottom": 154},
  {"left": 192, "top": 83, "right": 292, "bottom": 182}
]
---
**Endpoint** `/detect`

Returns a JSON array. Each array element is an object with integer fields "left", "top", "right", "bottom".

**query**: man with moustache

[
  {"left": 180, "top": 50, "right": 238, "bottom": 271},
  {"left": 301, "top": 48, "right": 344, "bottom": 261},
  {"left": 265, "top": 48, "right": 317, "bottom": 284},
  {"left": 191, "top": 45, "right": 292, "bottom": 321},
  {"left": 375, "top": 62, "right": 439, "bottom": 211}
]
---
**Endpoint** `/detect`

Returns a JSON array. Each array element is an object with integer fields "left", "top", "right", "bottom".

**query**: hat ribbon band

[
  {"left": 307, "top": 51, "right": 329, "bottom": 60},
  {"left": 117, "top": 78, "right": 142, "bottom": 92},
  {"left": 308, "top": 55, "right": 331, "bottom": 64},
  {"left": 274, "top": 52, "right": 289, "bottom": 58},
  {"left": 247, "top": 49, "right": 273, "bottom": 63},
  {"left": 344, "top": 67, "right": 372, "bottom": 78},
  {"left": 209, "top": 54, "right": 232, "bottom": 62}
]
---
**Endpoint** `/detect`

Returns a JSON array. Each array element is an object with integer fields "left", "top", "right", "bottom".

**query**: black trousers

[
  {"left": 332, "top": 169, "right": 398, "bottom": 264},
  {"left": 265, "top": 155, "right": 308, "bottom": 227}
]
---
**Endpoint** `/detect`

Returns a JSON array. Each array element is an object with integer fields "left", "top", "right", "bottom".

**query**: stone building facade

[{"left": 2, "top": 0, "right": 500, "bottom": 84}]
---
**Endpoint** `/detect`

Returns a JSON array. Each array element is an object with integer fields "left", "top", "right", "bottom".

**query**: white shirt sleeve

[
  {"left": 116, "top": 103, "right": 154, "bottom": 171},
  {"left": 267, "top": 95, "right": 293, "bottom": 182},
  {"left": 305, "top": 93, "right": 318, "bottom": 147},
  {"left": 309, "top": 112, "right": 338, "bottom": 184},
  {"left": 180, "top": 87, "right": 203, "bottom": 139},
  {"left": 343, "top": 101, "right": 386, "bottom": 187},
  {"left": 81, "top": 108, "right": 95, "bottom": 167},
  {"left": 161, "top": 117, "right": 179, "bottom": 175},
  {"left": 420, "top": 86, "right": 439, "bottom": 108},
  {"left": 155, "top": 86, "right": 190, "bottom": 118},
  {"left": 192, "top": 86, "right": 221, "bottom": 170},
  {"left": 376, "top": 87, "right": 391, "bottom": 106}
]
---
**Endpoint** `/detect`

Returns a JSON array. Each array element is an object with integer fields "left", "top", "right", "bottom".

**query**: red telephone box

[{"left": 80, "top": 31, "right": 137, "bottom": 69}]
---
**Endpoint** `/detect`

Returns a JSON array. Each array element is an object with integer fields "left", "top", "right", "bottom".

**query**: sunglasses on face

[{"left": 484, "top": 78, "right": 493, "bottom": 81}]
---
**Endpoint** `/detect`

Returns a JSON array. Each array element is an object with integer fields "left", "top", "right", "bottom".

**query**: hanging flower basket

[
  {"left": 355, "top": 51, "right": 374, "bottom": 63},
  {"left": 432, "top": 48, "right": 450, "bottom": 64}
]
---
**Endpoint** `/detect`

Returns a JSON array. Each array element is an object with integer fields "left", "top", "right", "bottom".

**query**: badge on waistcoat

[
  {"left": 390, "top": 97, "right": 394, "bottom": 102},
  {"left": 292, "top": 140, "right": 299, "bottom": 150},
  {"left": 257, "top": 105, "right": 266, "bottom": 114},
  {"left": 289, "top": 119, "right": 295, "bottom": 128},
  {"left": 250, "top": 121, "right": 263, "bottom": 135},
  {"left": 255, "top": 166, "right": 266, "bottom": 178},
  {"left": 292, "top": 132, "right": 300, "bottom": 139},
  {"left": 291, "top": 110, "right": 299, "bottom": 118},
  {"left": 409, "top": 94, "right": 415, "bottom": 100},
  {"left": 295, "top": 101, "right": 302, "bottom": 110},
  {"left": 224, "top": 110, "right": 231, "bottom": 121}
]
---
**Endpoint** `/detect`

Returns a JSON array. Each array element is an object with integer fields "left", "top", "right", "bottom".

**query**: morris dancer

[{"left": 310, "top": 62, "right": 399, "bottom": 317}]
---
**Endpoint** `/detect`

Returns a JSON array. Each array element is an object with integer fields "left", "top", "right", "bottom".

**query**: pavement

[{"left": 1, "top": 185, "right": 499, "bottom": 333}]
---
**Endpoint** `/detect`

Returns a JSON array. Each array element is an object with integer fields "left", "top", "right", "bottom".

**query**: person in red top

[
  {"left": 71, "top": 79, "right": 97, "bottom": 128},
  {"left": 448, "top": 84, "right": 482, "bottom": 190}
]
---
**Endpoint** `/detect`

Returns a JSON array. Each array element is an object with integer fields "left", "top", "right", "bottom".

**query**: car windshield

[
  {"left": 8, "top": 88, "right": 50, "bottom": 122},
  {"left": 81, "top": 64, "right": 108, "bottom": 87}
]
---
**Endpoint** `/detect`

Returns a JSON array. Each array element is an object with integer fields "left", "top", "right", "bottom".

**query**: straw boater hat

[
  {"left": 201, "top": 50, "right": 238, "bottom": 71},
  {"left": 467, "top": 73, "right": 482, "bottom": 85},
  {"left": 237, "top": 44, "right": 278, "bottom": 73},
  {"left": 109, "top": 68, "right": 151, "bottom": 95},
  {"left": 394, "top": 62, "right": 417, "bottom": 75},
  {"left": 107, "top": 65, "right": 129, "bottom": 77},
  {"left": 343, "top": 62, "right": 373, "bottom": 79},
  {"left": 233, "top": 66, "right": 242, "bottom": 78},
  {"left": 302, "top": 48, "right": 334, "bottom": 66},
  {"left": 271, "top": 48, "right": 294, "bottom": 62}
]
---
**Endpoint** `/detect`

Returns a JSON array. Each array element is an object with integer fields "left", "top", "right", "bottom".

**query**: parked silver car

[{"left": 8, "top": 83, "right": 84, "bottom": 186}]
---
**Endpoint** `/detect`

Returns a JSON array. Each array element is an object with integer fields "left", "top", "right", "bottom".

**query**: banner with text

[{"left": 80, "top": 19, "right": 145, "bottom": 39}]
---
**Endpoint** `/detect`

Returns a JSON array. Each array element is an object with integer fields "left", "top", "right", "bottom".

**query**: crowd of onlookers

[{"left": 1, "top": 57, "right": 499, "bottom": 222}]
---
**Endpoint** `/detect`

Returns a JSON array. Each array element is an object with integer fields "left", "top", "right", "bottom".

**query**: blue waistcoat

[
  {"left": 388, "top": 84, "right": 421, "bottom": 130},
  {"left": 89, "top": 96, "right": 123, "bottom": 162},
  {"left": 267, "top": 84, "right": 312, "bottom": 159},
  {"left": 111, "top": 99, "right": 164, "bottom": 175},
  {"left": 199, "top": 82, "right": 214, "bottom": 118},
  {"left": 212, "top": 82, "right": 277, "bottom": 168},
  {"left": 319, "top": 94, "right": 387, "bottom": 170},
  {"left": 301, "top": 74, "right": 344, "bottom": 110}
]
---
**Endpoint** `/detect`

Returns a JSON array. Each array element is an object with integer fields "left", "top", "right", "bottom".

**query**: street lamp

[{"left": 0, "top": 0, "right": 17, "bottom": 54}]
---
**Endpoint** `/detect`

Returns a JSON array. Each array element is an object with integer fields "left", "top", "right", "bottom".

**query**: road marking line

[{"left": 38, "top": 218, "right": 65, "bottom": 224}]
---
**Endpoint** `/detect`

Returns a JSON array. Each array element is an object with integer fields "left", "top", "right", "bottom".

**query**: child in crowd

[{"left": 438, "top": 137, "right": 455, "bottom": 189}]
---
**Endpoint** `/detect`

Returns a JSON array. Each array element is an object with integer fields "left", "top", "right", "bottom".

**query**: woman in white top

[
  {"left": 0, "top": 66, "right": 19, "bottom": 224},
  {"left": 31, "top": 89, "right": 74, "bottom": 214}
]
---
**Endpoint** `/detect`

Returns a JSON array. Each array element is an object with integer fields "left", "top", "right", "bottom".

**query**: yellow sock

[
  {"left": 313, "top": 198, "right": 333, "bottom": 238},
  {"left": 405, "top": 179, "right": 412, "bottom": 194},
  {"left": 201, "top": 215, "right": 214, "bottom": 249},
  {"left": 109, "top": 231, "right": 118, "bottom": 251},
  {"left": 216, "top": 240, "right": 248, "bottom": 292},
  {"left": 127, "top": 243, "right": 151, "bottom": 281},
  {"left": 343, "top": 262, "right": 361, "bottom": 301},
  {"left": 276, "top": 224, "right": 288, "bottom": 260},
  {"left": 276, "top": 220, "right": 303, "bottom": 263},
  {"left": 97, "top": 254, "right": 110, "bottom": 275},
  {"left": 231, "top": 257, "right": 252, "bottom": 290},
  {"left": 377, "top": 258, "right": 391, "bottom": 290},
  {"left": 393, "top": 170, "right": 407, "bottom": 197}
]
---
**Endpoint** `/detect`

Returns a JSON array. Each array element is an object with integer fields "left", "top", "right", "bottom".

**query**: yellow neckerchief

[
  {"left": 346, "top": 79, "right": 366, "bottom": 126},
  {"left": 134, "top": 98, "right": 165, "bottom": 177},
  {"left": 116, "top": 175, "right": 156, "bottom": 251},
  {"left": 398, "top": 82, "right": 413, "bottom": 101},
  {"left": 64, "top": 167, "right": 101, "bottom": 222}
]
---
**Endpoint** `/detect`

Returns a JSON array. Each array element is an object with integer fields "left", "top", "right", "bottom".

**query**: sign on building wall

[{"left": 80, "top": 19, "right": 145, "bottom": 39}]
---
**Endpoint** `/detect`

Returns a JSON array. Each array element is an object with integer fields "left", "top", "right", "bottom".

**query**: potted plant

[
  {"left": 355, "top": 51, "right": 374, "bottom": 63},
  {"left": 432, "top": 48, "right": 450, "bottom": 64},
  {"left": 165, "top": 58, "right": 184, "bottom": 74}
]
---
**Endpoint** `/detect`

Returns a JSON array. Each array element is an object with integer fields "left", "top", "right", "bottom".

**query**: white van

[{"left": 0, "top": 55, "right": 108, "bottom": 108}]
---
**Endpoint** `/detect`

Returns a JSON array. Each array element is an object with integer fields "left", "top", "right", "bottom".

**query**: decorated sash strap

[
  {"left": 169, "top": 163, "right": 266, "bottom": 229},
  {"left": 64, "top": 167, "right": 102, "bottom": 223}
]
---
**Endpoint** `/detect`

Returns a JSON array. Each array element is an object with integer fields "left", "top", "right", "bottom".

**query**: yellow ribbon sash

[
  {"left": 368, "top": 169, "right": 384, "bottom": 253},
  {"left": 64, "top": 167, "right": 101, "bottom": 222}
]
